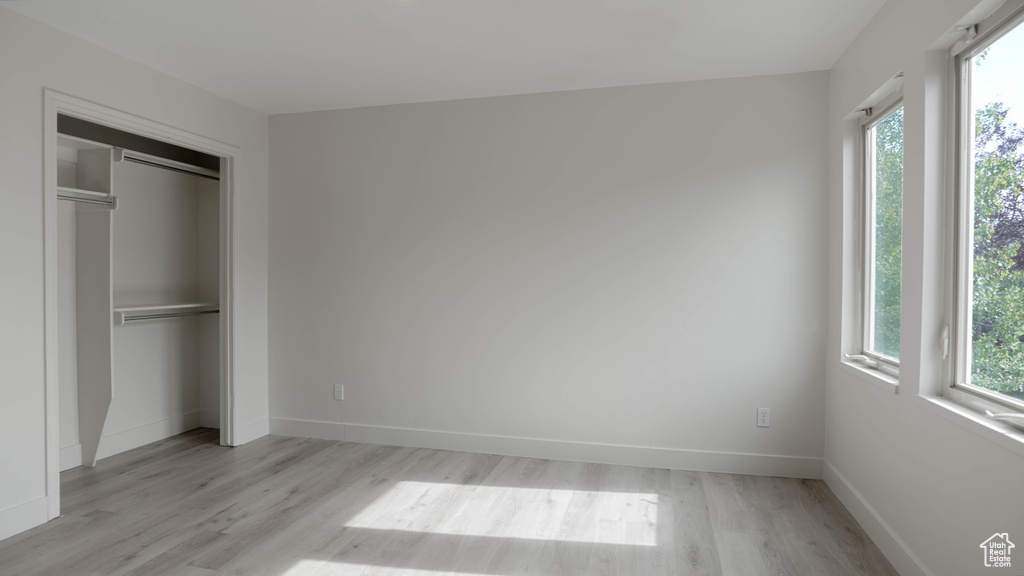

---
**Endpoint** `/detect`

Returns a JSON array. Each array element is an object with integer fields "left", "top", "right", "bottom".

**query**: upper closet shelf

[
  {"left": 57, "top": 133, "right": 220, "bottom": 184},
  {"left": 57, "top": 134, "right": 112, "bottom": 195},
  {"left": 57, "top": 133, "right": 111, "bottom": 154}
]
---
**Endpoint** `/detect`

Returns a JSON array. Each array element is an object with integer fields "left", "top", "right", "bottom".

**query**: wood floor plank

[
  {"left": 666, "top": 469, "right": 723, "bottom": 576},
  {"left": 0, "top": 429, "right": 900, "bottom": 576},
  {"left": 702, "top": 472, "right": 800, "bottom": 576},
  {"left": 0, "top": 510, "right": 117, "bottom": 576},
  {"left": 124, "top": 531, "right": 229, "bottom": 576},
  {"left": 757, "top": 476, "right": 862, "bottom": 576},
  {"left": 215, "top": 446, "right": 454, "bottom": 576},
  {"left": 56, "top": 439, "right": 338, "bottom": 575},
  {"left": 794, "top": 479, "right": 900, "bottom": 576},
  {"left": 325, "top": 451, "right": 510, "bottom": 574}
]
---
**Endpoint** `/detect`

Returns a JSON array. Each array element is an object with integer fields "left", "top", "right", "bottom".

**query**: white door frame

[{"left": 42, "top": 89, "right": 240, "bottom": 519}]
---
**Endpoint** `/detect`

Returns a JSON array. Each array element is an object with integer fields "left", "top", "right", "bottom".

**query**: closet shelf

[
  {"left": 114, "top": 303, "right": 219, "bottom": 326},
  {"left": 58, "top": 133, "right": 113, "bottom": 152}
]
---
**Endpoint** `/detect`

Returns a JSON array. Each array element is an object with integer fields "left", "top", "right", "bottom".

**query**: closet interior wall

[{"left": 57, "top": 119, "right": 221, "bottom": 470}]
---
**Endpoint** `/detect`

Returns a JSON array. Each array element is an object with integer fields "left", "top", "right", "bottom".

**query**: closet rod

[
  {"left": 119, "top": 309, "right": 220, "bottom": 323},
  {"left": 57, "top": 194, "right": 118, "bottom": 208},
  {"left": 122, "top": 156, "right": 220, "bottom": 181},
  {"left": 114, "top": 148, "right": 221, "bottom": 181}
]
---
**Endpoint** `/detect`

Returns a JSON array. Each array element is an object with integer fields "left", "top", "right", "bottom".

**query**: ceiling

[{"left": 5, "top": 0, "right": 887, "bottom": 115}]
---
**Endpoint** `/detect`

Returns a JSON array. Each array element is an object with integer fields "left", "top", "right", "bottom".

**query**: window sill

[
  {"left": 915, "top": 395, "right": 1024, "bottom": 459},
  {"left": 840, "top": 359, "right": 899, "bottom": 394}
]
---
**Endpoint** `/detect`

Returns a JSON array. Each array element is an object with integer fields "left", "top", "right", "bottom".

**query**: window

[
  {"left": 855, "top": 98, "right": 904, "bottom": 374},
  {"left": 953, "top": 9, "right": 1024, "bottom": 414}
]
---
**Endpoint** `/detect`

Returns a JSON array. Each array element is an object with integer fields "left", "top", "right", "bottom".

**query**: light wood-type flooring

[{"left": 0, "top": 429, "right": 898, "bottom": 576}]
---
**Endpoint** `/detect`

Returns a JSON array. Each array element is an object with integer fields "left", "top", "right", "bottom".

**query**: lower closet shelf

[{"left": 114, "top": 303, "right": 219, "bottom": 326}]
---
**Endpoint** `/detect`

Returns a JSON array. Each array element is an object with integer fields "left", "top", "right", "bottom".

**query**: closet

[{"left": 57, "top": 115, "right": 222, "bottom": 469}]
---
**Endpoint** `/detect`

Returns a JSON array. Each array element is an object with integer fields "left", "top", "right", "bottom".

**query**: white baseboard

[
  {"left": 59, "top": 443, "right": 82, "bottom": 471},
  {"left": 199, "top": 409, "right": 220, "bottom": 429},
  {"left": 237, "top": 418, "right": 269, "bottom": 445},
  {"left": 96, "top": 411, "right": 200, "bottom": 462},
  {"left": 0, "top": 497, "right": 48, "bottom": 543},
  {"left": 823, "top": 461, "right": 934, "bottom": 576},
  {"left": 270, "top": 418, "right": 823, "bottom": 479}
]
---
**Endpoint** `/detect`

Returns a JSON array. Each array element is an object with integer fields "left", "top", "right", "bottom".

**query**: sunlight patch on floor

[
  {"left": 343, "top": 480, "right": 659, "bottom": 546},
  {"left": 282, "top": 559, "right": 491, "bottom": 576}
]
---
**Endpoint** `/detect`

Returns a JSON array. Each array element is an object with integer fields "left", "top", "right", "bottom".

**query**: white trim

[
  {"left": 839, "top": 359, "right": 900, "bottom": 393},
  {"left": 62, "top": 411, "right": 228, "bottom": 470},
  {"left": 273, "top": 418, "right": 347, "bottom": 441},
  {"left": 237, "top": 418, "right": 270, "bottom": 445},
  {"left": 0, "top": 498, "right": 49, "bottom": 543},
  {"left": 59, "top": 444, "right": 82, "bottom": 471},
  {"left": 270, "top": 418, "right": 823, "bottom": 479},
  {"left": 860, "top": 90, "right": 905, "bottom": 129},
  {"left": 43, "top": 91, "right": 61, "bottom": 521},
  {"left": 219, "top": 153, "right": 238, "bottom": 447},
  {"left": 863, "top": 115, "right": 879, "bottom": 351},
  {"left": 824, "top": 461, "right": 936, "bottom": 576},
  {"left": 951, "top": 1, "right": 1024, "bottom": 58},
  {"left": 951, "top": 25, "right": 976, "bottom": 398},
  {"left": 859, "top": 96, "right": 904, "bottom": 367},
  {"left": 914, "top": 395, "right": 1024, "bottom": 458},
  {"left": 947, "top": 5, "right": 1024, "bottom": 416},
  {"left": 42, "top": 89, "right": 241, "bottom": 521},
  {"left": 47, "top": 91, "right": 240, "bottom": 157},
  {"left": 844, "top": 80, "right": 904, "bottom": 389},
  {"left": 95, "top": 411, "right": 201, "bottom": 461}
]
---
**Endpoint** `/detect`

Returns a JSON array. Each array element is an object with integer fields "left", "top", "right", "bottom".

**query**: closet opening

[{"left": 43, "top": 91, "right": 239, "bottom": 520}]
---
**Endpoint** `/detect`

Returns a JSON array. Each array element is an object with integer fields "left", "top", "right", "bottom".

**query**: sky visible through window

[{"left": 974, "top": 22, "right": 1024, "bottom": 127}]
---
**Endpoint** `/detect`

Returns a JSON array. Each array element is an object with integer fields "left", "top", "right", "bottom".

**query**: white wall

[
  {"left": 0, "top": 5, "right": 269, "bottom": 541},
  {"left": 269, "top": 72, "right": 830, "bottom": 476},
  {"left": 826, "top": 1, "right": 1024, "bottom": 575}
]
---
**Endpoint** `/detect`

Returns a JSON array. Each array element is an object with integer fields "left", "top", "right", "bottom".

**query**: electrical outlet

[
  {"left": 757, "top": 407, "right": 770, "bottom": 427},
  {"left": 334, "top": 384, "right": 344, "bottom": 401}
]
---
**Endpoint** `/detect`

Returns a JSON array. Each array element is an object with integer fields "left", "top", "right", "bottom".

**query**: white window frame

[
  {"left": 850, "top": 91, "right": 904, "bottom": 380},
  {"left": 949, "top": 2, "right": 1024, "bottom": 423}
]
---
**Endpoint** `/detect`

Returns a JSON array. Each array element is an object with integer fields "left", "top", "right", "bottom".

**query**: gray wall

[{"left": 269, "top": 72, "right": 830, "bottom": 475}]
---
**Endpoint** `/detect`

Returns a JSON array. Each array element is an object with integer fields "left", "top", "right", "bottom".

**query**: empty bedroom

[{"left": 1, "top": 1, "right": 1023, "bottom": 575}]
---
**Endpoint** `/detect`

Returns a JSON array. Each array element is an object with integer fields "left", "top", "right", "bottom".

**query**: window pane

[
  {"left": 968, "top": 23, "right": 1024, "bottom": 401},
  {"left": 869, "top": 106, "right": 903, "bottom": 359}
]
